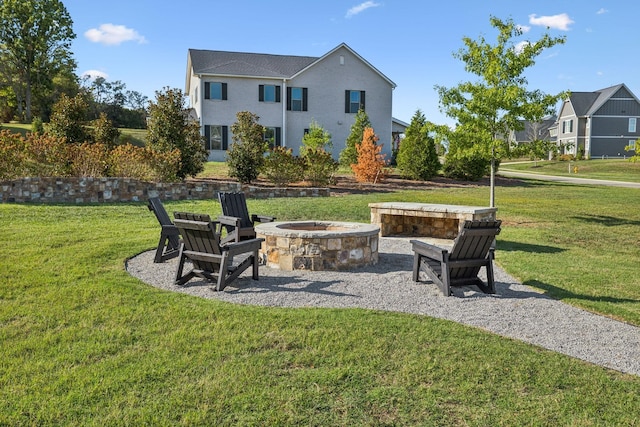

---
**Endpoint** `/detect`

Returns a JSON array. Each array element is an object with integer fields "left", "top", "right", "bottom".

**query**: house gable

[{"left": 185, "top": 43, "right": 396, "bottom": 162}]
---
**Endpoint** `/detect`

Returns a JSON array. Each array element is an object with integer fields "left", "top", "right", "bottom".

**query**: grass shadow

[
  {"left": 525, "top": 279, "right": 640, "bottom": 304},
  {"left": 498, "top": 240, "right": 565, "bottom": 254},
  {"left": 571, "top": 214, "right": 640, "bottom": 227}
]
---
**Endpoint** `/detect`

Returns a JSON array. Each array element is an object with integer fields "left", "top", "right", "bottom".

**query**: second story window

[
  {"left": 204, "top": 82, "right": 227, "bottom": 100},
  {"left": 345, "top": 90, "right": 365, "bottom": 113},
  {"left": 259, "top": 85, "right": 281, "bottom": 103},
  {"left": 562, "top": 119, "right": 573, "bottom": 133},
  {"left": 629, "top": 118, "right": 637, "bottom": 133},
  {"left": 287, "top": 87, "right": 308, "bottom": 111}
]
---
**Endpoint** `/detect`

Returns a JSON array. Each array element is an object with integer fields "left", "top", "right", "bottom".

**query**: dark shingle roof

[
  {"left": 568, "top": 84, "right": 626, "bottom": 116},
  {"left": 513, "top": 117, "right": 557, "bottom": 142},
  {"left": 188, "top": 49, "right": 318, "bottom": 78}
]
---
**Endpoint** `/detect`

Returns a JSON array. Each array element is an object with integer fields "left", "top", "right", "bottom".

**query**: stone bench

[{"left": 369, "top": 202, "right": 497, "bottom": 239}]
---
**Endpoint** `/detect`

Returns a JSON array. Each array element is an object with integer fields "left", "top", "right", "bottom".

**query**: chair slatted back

[
  {"left": 174, "top": 214, "right": 222, "bottom": 274},
  {"left": 218, "top": 192, "right": 253, "bottom": 228},
  {"left": 449, "top": 220, "right": 501, "bottom": 279}
]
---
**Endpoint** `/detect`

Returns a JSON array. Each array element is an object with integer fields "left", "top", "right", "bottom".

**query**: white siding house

[{"left": 185, "top": 43, "right": 397, "bottom": 161}]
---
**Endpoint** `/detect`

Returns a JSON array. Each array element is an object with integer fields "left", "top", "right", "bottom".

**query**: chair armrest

[
  {"left": 410, "top": 239, "right": 448, "bottom": 262},
  {"left": 223, "top": 238, "right": 265, "bottom": 257},
  {"left": 252, "top": 214, "right": 276, "bottom": 223},
  {"left": 161, "top": 224, "right": 180, "bottom": 236},
  {"left": 218, "top": 215, "right": 242, "bottom": 228}
]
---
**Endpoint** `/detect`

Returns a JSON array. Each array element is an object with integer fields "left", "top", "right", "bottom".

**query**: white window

[
  {"left": 259, "top": 85, "right": 281, "bottom": 103},
  {"left": 204, "top": 125, "right": 228, "bottom": 150},
  {"left": 629, "top": 140, "right": 636, "bottom": 151},
  {"left": 562, "top": 119, "right": 573, "bottom": 133},
  {"left": 629, "top": 118, "right": 637, "bottom": 133}
]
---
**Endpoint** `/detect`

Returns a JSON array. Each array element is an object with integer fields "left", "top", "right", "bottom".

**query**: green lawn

[
  {"left": 1, "top": 123, "right": 147, "bottom": 146},
  {"left": 501, "top": 159, "right": 640, "bottom": 182},
  {"left": 1, "top": 181, "right": 639, "bottom": 425}
]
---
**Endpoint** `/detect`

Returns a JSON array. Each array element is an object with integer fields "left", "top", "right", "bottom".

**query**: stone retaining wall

[{"left": 0, "top": 177, "right": 329, "bottom": 203}]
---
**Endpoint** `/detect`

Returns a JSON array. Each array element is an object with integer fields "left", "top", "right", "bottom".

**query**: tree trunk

[{"left": 490, "top": 157, "right": 496, "bottom": 208}]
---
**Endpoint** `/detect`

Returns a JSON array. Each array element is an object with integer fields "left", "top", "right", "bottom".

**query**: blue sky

[{"left": 64, "top": 0, "right": 637, "bottom": 126}]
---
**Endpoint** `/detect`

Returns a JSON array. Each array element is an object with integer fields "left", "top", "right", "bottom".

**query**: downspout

[{"left": 282, "top": 78, "right": 287, "bottom": 147}]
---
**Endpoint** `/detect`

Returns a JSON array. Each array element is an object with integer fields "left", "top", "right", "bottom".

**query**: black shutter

[
  {"left": 221, "top": 83, "right": 227, "bottom": 100},
  {"left": 275, "top": 127, "right": 282, "bottom": 147},
  {"left": 204, "top": 125, "right": 210, "bottom": 149},
  {"left": 204, "top": 82, "right": 210, "bottom": 100},
  {"left": 276, "top": 86, "right": 281, "bottom": 103},
  {"left": 286, "top": 87, "right": 292, "bottom": 110},
  {"left": 222, "top": 126, "right": 228, "bottom": 150},
  {"left": 345, "top": 90, "right": 350, "bottom": 113},
  {"left": 302, "top": 88, "right": 308, "bottom": 111},
  {"left": 259, "top": 85, "right": 264, "bottom": 102},
  {"left": 360, "top": 91, "right": 365, "bottom": 111}
]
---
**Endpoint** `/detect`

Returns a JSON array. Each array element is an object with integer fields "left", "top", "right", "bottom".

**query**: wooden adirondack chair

[
  {"left": 147, "top": 197, "right": 181, "bottom": 263},
  {"left": 411, "top": 219, "right": 502, "bottom": 296},
  {"left": 173, "top": 212, "right": 265, "bottom": 291},
  {"left": 217, "top": 192, "right": 275, "bottom": 244}
]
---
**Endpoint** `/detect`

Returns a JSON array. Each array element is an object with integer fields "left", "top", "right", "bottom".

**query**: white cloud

[
  {"left": 517, "top": 24, "right": 531, "bottom": 34},
  {"left": 81, "top": 69, "right": 109, "bottom": 80},
  {"left": 528, "top": 13, "right": 574, "bottom": 31},
  {"left": 85, "top": 23, "right": 147, "bottom": 46},
  {"left": 596, "top": 8, "right": 608, "bottom": 15},
  {"left": 345, "top": 1, "right": 380, "bottom": 18},
  {"left": 597, "top": 71, "right": 604, "bottom": 76}
]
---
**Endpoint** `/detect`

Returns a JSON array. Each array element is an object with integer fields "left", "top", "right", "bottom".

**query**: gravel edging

[{"left": 126, "top": 237, "right": 640, "bottom": 376}]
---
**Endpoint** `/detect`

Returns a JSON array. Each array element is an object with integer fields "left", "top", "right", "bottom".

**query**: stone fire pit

[{"left": 255, "top": 221, "right": 380, "bottom": 271}]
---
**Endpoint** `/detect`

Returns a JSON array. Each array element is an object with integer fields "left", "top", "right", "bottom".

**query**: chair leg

[
  {"left": 175, "top": 249, "right": 195, "bottom": 286},
  {"left": 252, "top": 251, "right": 259, "bottom": 280},
  {"left": 440, "top": 256, "right": 452, "bottom": 296},
  {"left": 412, "top": 253, "right": 421, "bottom": 282},
  {"left": 216, "top": 253, "right": 231, "bottom": 292}
]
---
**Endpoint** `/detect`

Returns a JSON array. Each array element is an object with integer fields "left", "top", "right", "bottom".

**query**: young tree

[
  {"left": 47, "top": 93, "right": 90, "bottom": 144},
  {"left": 396, "top": 110, "right": 441, "bottom": 180},
  {"left": 0, "top": 0, "right": 76, "bottom": 122},
  {"left": 226, "top": 111, "right": 267, "bottom": 184},
  {"left": 351, "top": 127, "right": 387, "bottom": 183},
  {"left": 300, "top": 119, "right": 332, "bottom": 156},
  {"left": 435, "top": 16, "right": 567, "bottom": 206},
  {"left": 147, "top": 87, "right": 207, "bottom": 179},
  {"left": 339, "top": 109, "right": 371, "bottom": 167},
  {"left": 92, "top": 113, "right": 121, "bottom": 150}
]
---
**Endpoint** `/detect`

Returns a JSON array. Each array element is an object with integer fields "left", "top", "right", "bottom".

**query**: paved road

[{"left": 498, "top": 169, "right": 640, "bottom": 189}]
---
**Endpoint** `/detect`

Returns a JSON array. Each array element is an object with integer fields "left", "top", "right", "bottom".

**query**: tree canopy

[
  {"left": 147, "top": 87, "right": 206, "bottom": 179},
  {"left": 435, "top": 16, "right": 567, "bottom": 206},
  {"left": 0, "top": 0, "right": 76, "bottom": 122}
]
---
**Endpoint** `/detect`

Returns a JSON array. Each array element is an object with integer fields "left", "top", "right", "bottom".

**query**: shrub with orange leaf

[{"left": 350, "top": 127, "right": 388, "bottom": 183}]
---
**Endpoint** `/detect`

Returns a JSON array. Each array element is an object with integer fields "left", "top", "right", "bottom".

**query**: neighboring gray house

[
  {"left": 185, "top": 43, "right": 397, "bottom": 161},
  {"left": 508, "top": 116, "right": 557, "bottom": 144},
  {"left": 552, "top": 83, "right": 639, "bottom": 158}
]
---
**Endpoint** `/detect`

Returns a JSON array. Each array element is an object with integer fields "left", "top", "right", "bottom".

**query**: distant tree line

[{"left": 0, "top": 0, "right": 147, "bottom": 128}]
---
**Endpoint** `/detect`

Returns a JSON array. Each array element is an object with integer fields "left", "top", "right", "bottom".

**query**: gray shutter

[
  {"left": 222, "top": 126, "right": 228, "bottom": 150},
  {"left": 302, "top": 88, "right": 308, "bottom": 111},
  {"left": 259, "top": 85, "right": 264, "bottom": 102},
  {"left": 286, "top": 87, "right": 292, "bottom": 110},
  {"left": 276, "top": 86, "right": 281, "bottom": 103},
  {"left": 345, "top": 90, "right": 350, "bottom": 113},
  {"left": 275, "top": 127, "right": 282, "bottom": 146},
  {"left": 222, "top": 83, "right": 227, "bottom": 100},
  {"left": 204, "top": 125, "right": 210, "bottom": 150},
  {"left": 204, "top": 82, "right": 210, "bottom": 99},
  {"left": 360, "top": 91, "right": 365, "bottom": 111}
]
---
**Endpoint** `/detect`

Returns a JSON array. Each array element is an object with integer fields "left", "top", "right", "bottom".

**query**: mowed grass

[
  {"left": 1, "top": 123, "right": 147, "bottom": 146},
  {"left": 501, "top": 158, "right": 640, "bottom": 182},
  {"left": 1, "top": 181, "right": 639, "bottom": 425}
]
